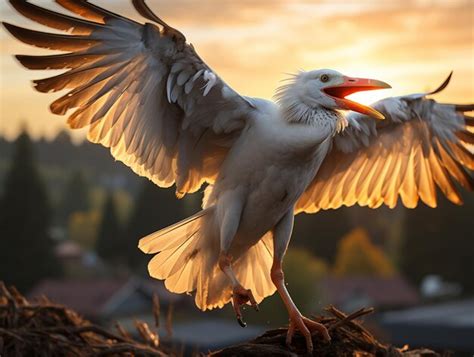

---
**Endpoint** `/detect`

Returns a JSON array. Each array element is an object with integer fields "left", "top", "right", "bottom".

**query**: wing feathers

[
  {"left": 16, "top": 53, "right": 103, "bottom": 70},
  {"left": 297, "top": 76, "right": 473, "bottom": 214},
  {"left": 3, "top": 23, "right": 100, "bottom": 51},
  {"left": 55, "top": 0, "right": 139, "bottom": 25},
  {"left": 9, "top": 0, "right": 102, "bottom": 35},
  {"left": 7, "top": 0, "right": 254, "bottom": 195},
  {"left": 132, "top": 0, "right": 168, "bottom": 29}
]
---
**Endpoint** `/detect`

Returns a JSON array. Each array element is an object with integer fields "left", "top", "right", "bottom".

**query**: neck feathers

[{"left": 274, "top": 81, "right": 347, "bottom": 133}]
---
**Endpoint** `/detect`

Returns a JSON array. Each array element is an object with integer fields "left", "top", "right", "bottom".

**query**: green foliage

[
  {"left": 57, "top": 170, "right": 90, "bottom": 226},
  {"left": 333, "top": 228, "right": 396, "bottom": 277},
  {"left": 0, "top": 132, "right": 61, "bottom": 292},
  {"left": 68, "top": 211, "right": 100, "bottom": 250},
  {"left": 89, "top": 187, "right": 132, "bottom": 224},
  {"left": 124, "top": 179, "right": 195, "bottom": 271},
  {"left": 293, "top": 209, "right": 352, "bottom": 263},
  {"left": 95, "top": 192, "right": 123, "bottom": 264},
  {"left": 256, "top": 248, "right": 328, "bottom": 325},
  {"left": 284, "top": 248, "right": 328, "bottom": 310}
]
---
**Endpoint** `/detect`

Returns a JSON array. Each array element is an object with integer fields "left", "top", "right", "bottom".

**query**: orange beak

[{"left": 323, "top": 76, "right": 391, "bottom": 120}]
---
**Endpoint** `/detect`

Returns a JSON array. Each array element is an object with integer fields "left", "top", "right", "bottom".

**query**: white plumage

[{"left": 5, "top": 0, "right": 473, "bottom": 351}]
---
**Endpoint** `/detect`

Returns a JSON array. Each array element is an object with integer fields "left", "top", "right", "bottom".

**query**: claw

[
  {"left": 286, "top": 313, "right": 330, "bottom": 353},
  {"left": 237, "top": 316, "right": 247, "bottom": 328},
  {"left": 232, "top": 285, "right": 257, "bottom": 328}
]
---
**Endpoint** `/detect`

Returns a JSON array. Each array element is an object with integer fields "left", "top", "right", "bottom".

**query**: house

[
  {"left": 27, "top": 277, "right": 183, "bottom": 322},
  {"left": 53, "top": 240, "right": 105, "bottom": 278},
  {"left": 321, "top": 276, "right": 420, "bottom": 312}
]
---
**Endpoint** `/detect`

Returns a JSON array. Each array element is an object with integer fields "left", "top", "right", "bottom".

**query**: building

[
  {"left": 321, "top": 276, "right": 420, "bottom": 312},
  {"left": 27, "top": 277, "right": 182, "bottom": 322}
]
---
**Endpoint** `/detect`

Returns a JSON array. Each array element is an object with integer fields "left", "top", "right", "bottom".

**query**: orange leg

[
  {"left": 271, "top": 260, "right": 331, "bottom": 352},
  {"left": 218, "top": 252, "right": 258, "bottom": 327}
]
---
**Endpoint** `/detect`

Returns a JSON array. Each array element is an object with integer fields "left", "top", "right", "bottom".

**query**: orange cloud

[{"left": 0, "top": 0, "right": 472, "bottom": 140}]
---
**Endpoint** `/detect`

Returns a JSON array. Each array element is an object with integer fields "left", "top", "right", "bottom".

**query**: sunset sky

[{"left": 1, "top": 0, "right": 473, "bottom": 141}]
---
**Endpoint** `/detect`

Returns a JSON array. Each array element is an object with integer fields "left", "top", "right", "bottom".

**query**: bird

[{"left": 4, "top": 0, "right": 473, "bottom": 352}]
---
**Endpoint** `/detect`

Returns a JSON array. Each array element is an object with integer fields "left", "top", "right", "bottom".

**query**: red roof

[
  {"left": 27, "top": 279, "right": 127, "bottom": 318},
  {"left": 54, "top": 240, "right": 84, "bottom": 259},
  {"left": 322, "top": 276, "right": 420, "bottom": 308}
]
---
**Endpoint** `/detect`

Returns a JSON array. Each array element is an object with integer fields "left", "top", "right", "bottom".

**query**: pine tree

[
  {"left": 95, "top": 192, "right": 122, "bottom": 264},
  {"left": 124, "top": 179, "right": 189, "bottom": 270},
  {"left": 0, "top": 132, "right": 61, "bottom": 292},
  {"left": 58, "top": 170, "right": 90, "bottom": 226}
]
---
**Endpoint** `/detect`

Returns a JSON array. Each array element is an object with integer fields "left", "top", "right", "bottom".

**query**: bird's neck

[
  {"left": 275, "top": 81, "right": 348, "bottom": 132},
  {"left": 278, "top": 100, "right": 347, "bottom": 133}
]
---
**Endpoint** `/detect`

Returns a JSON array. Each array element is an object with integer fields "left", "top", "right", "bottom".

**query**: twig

[
  {"left": 0, "top": 282, "right": 168, "bottom": 356},
  {"left": 153, "top": 292, "right": 161, "bottom": 328},
  {"left": 114, "top": 321, "right": 132, "bottom": 340},
  {"left": 327, "top": 306, "right": 374, "bottom": 331},
  {"left": 166, "top": 302, "right": 174, "bottom": 338}
]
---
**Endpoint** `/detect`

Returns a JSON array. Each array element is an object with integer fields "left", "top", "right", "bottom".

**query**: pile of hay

[
  {"left": 212, "top": 307, "right": 440, "bottom": 357},
  {"left": 0, "top": 282, "right": 166, "bottom": 356}
]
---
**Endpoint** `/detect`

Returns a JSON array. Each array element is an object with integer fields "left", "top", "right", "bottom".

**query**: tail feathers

[
  {"left": 140, "top": 208, "right": 276, "bottom": 312},
  {"left": 235, "top": 232, "right": 276, "bottom": 303},
  {"left": 202, "top": 232, "right": 276, "bottom": 310},
  {"left": 140, "top": 207, "right": 214, "bottom": 286},
  {"left": 138, "top": 207, "right": 212, "bottom": 254}
]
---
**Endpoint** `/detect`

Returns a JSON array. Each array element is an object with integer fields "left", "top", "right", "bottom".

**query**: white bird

[{"left": 4, "top": 0, "right": 473, "bottom": 352}]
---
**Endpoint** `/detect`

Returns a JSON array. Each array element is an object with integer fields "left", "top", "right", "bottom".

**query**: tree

[
  {"left": 293, "top": 208, "right": 352, "bottom": 264},
  {"left": 58, "top": 170, "right": 90, "bottom": 226},
  {"left": 333, "top": 228, "right": 396, "bottom": 277},
  {"left": 400, "top": 194, "right": 474, "bottom": 293},
  {"left": 253, "top": 248, "right": 328, "bottom": 325},
  {"left": 68, "top": 211, "right": 100, "bottom": 250},
  {"left": 124, "top": 179, "right": 191, "bottom": 270},
  {"left": 283, "top": 248, "right": 328, "bottom": 312},
  {"left": 95, "top": 192, "right": 122, "bottom": 264},
  {"left": 0, "top": 132, "right": 61, "bottom": 292}
]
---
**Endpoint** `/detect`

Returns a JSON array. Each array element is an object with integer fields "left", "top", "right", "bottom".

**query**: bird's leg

[
  {"left": 271, "top": 209, "right": 331, "bottom": 352},
  {"left": 218, "top": 252, "right": 258, "bottom": 327},
  {"left": 271, "top": 259, "right": 331, "bottom": 351},
  {"left": 217, "top": 191, "right": 257, "bottom": 327}
]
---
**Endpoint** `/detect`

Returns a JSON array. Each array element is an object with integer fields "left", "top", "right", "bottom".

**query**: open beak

[{"left": 323, "top": 76, "right": 391, "bottom": 120}]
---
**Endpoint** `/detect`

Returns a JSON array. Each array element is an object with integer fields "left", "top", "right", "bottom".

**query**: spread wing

[
  {"left": 4, "top": 0, "right": 257, "bottom": 196},
  {"left": 296, "top": 73, "right": 474, "bottom": 213}
]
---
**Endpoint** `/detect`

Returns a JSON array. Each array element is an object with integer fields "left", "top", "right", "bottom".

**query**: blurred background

[{"left": 1, "top": 0, "right": 473, "bottom": 355}]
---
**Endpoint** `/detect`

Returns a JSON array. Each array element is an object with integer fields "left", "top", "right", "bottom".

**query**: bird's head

[{"left": 276, "top": 69, "right": 391, "bottom": 121}]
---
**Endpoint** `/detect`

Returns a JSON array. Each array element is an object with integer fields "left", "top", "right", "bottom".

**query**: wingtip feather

[
  {"left": 427, "top": 71, "right": 453, "bottom": 95},
  {"left": 2, "top": 22, "right": 98, "bottom": 51},
  {"left": 455, "top": 104, "right": 474, "bottom": 112},
  {"left": 132, "top": 0, "right": 185, "bottom": 42},
  {"left": 8, "top": 0, "right": 100, "bottom": 34}
]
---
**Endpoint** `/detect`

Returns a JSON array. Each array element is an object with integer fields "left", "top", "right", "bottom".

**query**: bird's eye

[{"left": 320, "top": 74, "right": 329, "bottom": 83}]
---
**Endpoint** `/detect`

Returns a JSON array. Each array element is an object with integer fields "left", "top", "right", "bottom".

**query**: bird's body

[
  {"left": 4, "top": 0, "right": 473, "bottom": 351},
  {"left": 141, "top": 98, "right": 340, "bottom": 310},
  {"left": 210, "top": 99, "right": 336, "bottom": 247}
]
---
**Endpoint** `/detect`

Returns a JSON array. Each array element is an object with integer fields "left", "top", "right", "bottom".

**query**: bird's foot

[
  {"left": 286, "top": 313, "right": 331, "bottom": 352},
  {"left": 232, "top": 284, "right": 259, "bottom": 327}
]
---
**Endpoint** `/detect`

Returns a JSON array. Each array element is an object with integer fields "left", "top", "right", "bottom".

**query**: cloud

[{"left": 0, "top": 0, "right": 472, "bottom": 139}]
